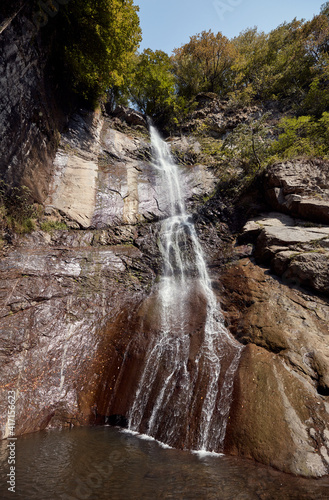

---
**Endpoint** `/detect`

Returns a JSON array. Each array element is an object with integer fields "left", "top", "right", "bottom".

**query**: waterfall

[{"left": 127, "top": 125, "right": 242, "bottom": 452}]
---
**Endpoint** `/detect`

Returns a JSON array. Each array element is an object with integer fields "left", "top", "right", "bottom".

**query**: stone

[
  {"left": 0, "top": 226, "right": 157, "bottom": 438},
  {"left": 265, "top": 160, "right": 329, "bottom": 223},
  {"left": 283, "top": 252, "right": 329, "bottom": 294},
  {"left": 0, "top": 8, "right": 65, "bottom": 202},
  {"left": 2, "top": 13, "right": 329, "bottom": 478},
  {"left": 240, "top": 220, "right": 262, "bottom": 240},
  {"left": 43, "top": 113, "right": 218, "bottom": 230},
  {"left": 110, "top": 105, "right": 146, "bottom": 127},
  {"left": 221, "top": 260, "right": 329, "bottom": 476},
  {"left": 271, "top": 250, "right": 297, "bottom": 275},
  {"left": 225, "top": 344, "right": 329, "bottom": 477},
  {"left": 242, "top": 212, "right": 329, "bottom": 295}
]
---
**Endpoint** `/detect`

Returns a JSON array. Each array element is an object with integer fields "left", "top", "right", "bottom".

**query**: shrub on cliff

[
  {"left": 46, "top": 0, "right": 141, "bottom": 106},
  {"left": 221, "top": 114, "right": 274, "bottom": 174},
  {"left": 271, "top": 112, "right": 329, "bottom": 159},
  {"left": 0, "top": 181, "right": 37, "bottom": 234}
]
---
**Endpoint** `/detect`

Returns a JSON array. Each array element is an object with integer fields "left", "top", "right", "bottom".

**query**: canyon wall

[
  {"left": 0, "top": 3, "right": 66, "bottom": 201},
  {"left": 1, "top": 12, "right": 329, "bottom": 477}
]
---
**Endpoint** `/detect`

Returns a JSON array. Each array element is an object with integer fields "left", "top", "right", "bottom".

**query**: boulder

[
  {"left": 225, "top": 344, "right": 329, "bottom": 477},
  {"left": 220, "top": 259, "right": 329, "bottom": 477},
  {"left": 111, "top": 105, "right": 147, "bottom": 127},
  {"left": 265, "top": 160, "right": 329, "bottom": 223},
  {"left": 241, "top": 212, "right": 329, "bottom": 295},
  {"left": 282, "top": 252, "right": 329, "bottom": 294}
]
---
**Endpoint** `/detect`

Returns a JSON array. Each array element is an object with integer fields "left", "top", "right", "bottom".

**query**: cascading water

[{"left": 126, "top": 125, "right": 242, "bottom": 452}]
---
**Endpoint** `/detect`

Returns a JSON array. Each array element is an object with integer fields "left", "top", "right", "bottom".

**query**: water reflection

[{"left": 0, "top": 427, "right": 329, "bottom": 499}]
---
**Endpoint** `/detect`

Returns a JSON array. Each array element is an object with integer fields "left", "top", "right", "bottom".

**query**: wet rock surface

[
  {"left": 0, "top": 225, "right": 158, "bottom": 437},
  {"left": 0, "top": 107, "right": 226, "bottom": 444},
  {"left": 221, "top": 259, "right": 329, "bottom": 476},
  {"left": 1, "top": 43, "right": 329, "bottom": 479},
  {"left": 2, "top": 127, "right": 329, "bottom": 476}
]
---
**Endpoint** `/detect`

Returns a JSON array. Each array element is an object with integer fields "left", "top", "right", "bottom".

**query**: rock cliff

[
  {"left": 1, "top": 15, "right": 329, "bottom": 478},
  {"left": 2, "top": 105, "right": 329, "bottom": 477},
  {"left": 0, "top": 107, "right": 220, "bottom": 441},
  {"left": 0, "top": 3, "right": 65, "bottom": 201},
  {"left": 221, "top": 160, "right": 329, "bottom": 477}
]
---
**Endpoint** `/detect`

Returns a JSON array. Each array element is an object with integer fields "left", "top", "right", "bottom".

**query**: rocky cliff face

[
  {"left": 0, "top": 108, "right": 220, "bottom": 441},
  {"left": 220, "top": 160, "right": 329, "bottom": 477},
  {"left": 2, "top": 106, "right": 329, "bottom": 477},
  {"left": 1, "top": 20, "right": 329, "bottom": 477},
  {"left": 0, "top": 4, "right": 66, "bottom": 201}
]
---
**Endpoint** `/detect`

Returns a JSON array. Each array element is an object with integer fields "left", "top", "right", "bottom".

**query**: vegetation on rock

[
  {"left": 109, "top": 3, "right": 329, "bottom": 162},
  {"left": 0, "top": 181, "right": 37, "bottom": 235},
  {"left": 40, "top": 0, "right": 142, "bottom": 106}
]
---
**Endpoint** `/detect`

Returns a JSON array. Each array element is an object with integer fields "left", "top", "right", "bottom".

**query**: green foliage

[
  {"left": 302, "top": 69, "right": 329, "bottom": 117},
  {"left": 230, "top": 20, "right": 314, "bottom": 103},
  {"left": 231, "top": 28, "right": 269, "bottom": 100},
  {"left": 124, "top": 49, "right": 189, "bottom": 129},
  {"left": 221, "top": 115, "right": 274, "bottom": 174},
  {"left": 40, "top": 220, "right": 68, "bottom": 233},
  {"left": 127, "top": 49, "right": 176, "bottom": 116},
  {"left": 169, "top": 7, "right": 329, "bottom": 117},
  {"left": 0, "top": 181, "right": 37, "bottom": 234},
  {"left": 156, "top": 5, "right": 329, "bottom": 164},
  {"left": 271, "top": 113, "right": 329, "bottom": 159},
  {"left": 0, "top": 181, "right": 70, "bottom": 238},
  {"left": 172, "top": 30, "right": 235, "bottom": 99},
  {"left": 52, "top": 0, "right": 141, "bottom": 105}
]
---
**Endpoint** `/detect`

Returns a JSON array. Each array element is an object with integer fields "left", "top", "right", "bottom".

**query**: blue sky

[{"left": 136, "top": 0, "right": 326, "bottom": 54}]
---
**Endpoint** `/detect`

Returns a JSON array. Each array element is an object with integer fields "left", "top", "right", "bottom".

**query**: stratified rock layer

[
  {"left": 264, "top": 159, "right": 329, "bottom": 223},
  {"left": 1, "top": 30, "right": 329, "bottom": 477},
  {"left": 0, "top": 225, "right": 156, "bottom": 436}
]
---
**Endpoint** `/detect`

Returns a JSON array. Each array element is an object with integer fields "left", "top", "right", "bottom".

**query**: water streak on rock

[{"left": 127, "top": 126, "right": 242, "bottom": 451}]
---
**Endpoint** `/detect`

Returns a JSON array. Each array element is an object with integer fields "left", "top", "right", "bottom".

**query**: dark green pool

[{"left": 1, "top": 426, "right": 329, "bottom": 499}]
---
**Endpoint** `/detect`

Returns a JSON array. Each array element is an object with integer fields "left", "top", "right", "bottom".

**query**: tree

[
  {"left": 172, "top": 30, "right": 235, "bottom": 99},
  {"left": 271, "top": 113, "right": 329, "bottom": 159},
  {"left": 231, "top": 20, "right": 314, "bottom": 102},
  {"left": 127, "top": 49, "right": 179, "bottom": 124},
  {"left": 321, "top": 2, "right": 329, "bottom": 17},
  {"left": 221, "top": 114, "right": 273, "bottom": 173},
  {"left": 231, "top": 27, "right": 269, "bottom": 100},
  {"left": 298, "top": 13, "right": 329, "bottom": 115},
  {"left": 52, "top": 0, "right": 142, "bottom": 105}
]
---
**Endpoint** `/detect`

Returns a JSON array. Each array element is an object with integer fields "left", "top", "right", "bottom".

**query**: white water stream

[{"left": 128, "top": 126, "right": 242, "bottom": 452}]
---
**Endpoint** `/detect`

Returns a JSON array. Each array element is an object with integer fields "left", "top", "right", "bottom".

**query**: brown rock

[
  {"left": 283, "top": 252, "right": 329, "bottom": 294},
  {"left": 264, "top": 160, "right": 329, "bottom": 223},
  {"left": 0, "top": 228, "right": 157, "bottom": 438},
  {"left": 225, "top": 344, "right": 329, "bottom": 477},
  {"left": 111, "top": 105, "right": 146, "bottom": 127},
  {"left": 243, "top": 212, "right": 329, "bottom": 295},
  {"left": 221, "top": 260, "right": 329, "bottom": 476}
]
